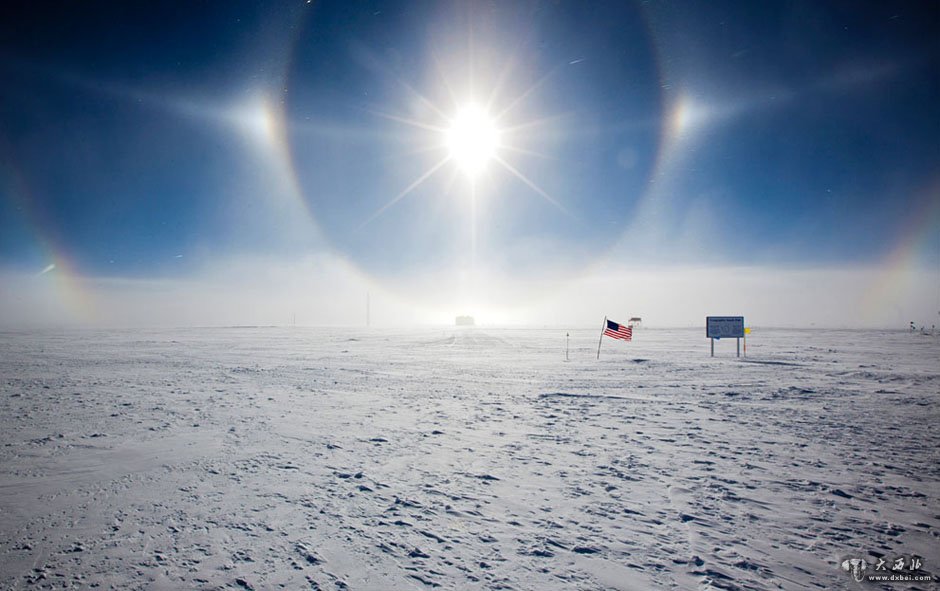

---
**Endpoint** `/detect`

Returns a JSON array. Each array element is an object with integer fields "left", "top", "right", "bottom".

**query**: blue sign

[{"left": 706, "top": 316, "right": 744, "bottom": 339}]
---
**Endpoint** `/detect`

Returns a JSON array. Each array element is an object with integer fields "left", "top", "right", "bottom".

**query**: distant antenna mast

[{"left": 366, "top": 291, "right": 371, "bottom": 327}]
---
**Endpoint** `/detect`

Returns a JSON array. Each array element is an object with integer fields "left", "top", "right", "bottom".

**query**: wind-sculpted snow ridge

[{"left": 0, "top": 327, "right": 937, "bottom": 590}]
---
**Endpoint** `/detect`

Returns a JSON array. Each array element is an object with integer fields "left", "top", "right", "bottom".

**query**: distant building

[
  {"left": 456, "top": 315, "right": 475, "bottom": 326},
  {"left": 628, "top": 317, "right": 642, "bottom": 328}
]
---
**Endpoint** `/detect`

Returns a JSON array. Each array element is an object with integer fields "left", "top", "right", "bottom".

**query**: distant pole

[
  {"left": 366, "top": 291, "right": 370, "bottom": 327},
  {"left": 736, "top": 337, "right": 740, "bottom": 358},
  {"left": 710, "top": 338, "right": 714, "bottom": 357},
  {"left": 743, "top": 332, "right": 747, "bottom": 358},
  {"left": 566, "top": 332, "right": 569, "bottom": 362},
  {"left": 597, "top": 316, "right": 607, "bottom": 360}
]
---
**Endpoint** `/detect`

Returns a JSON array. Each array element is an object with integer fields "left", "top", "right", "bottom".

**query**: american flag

[{"left": 603, "top": 319, "right": 632, "bottom": 341}]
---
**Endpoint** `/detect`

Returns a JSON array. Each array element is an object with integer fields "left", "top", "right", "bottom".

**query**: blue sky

[{"left": 0, "top": 1, "right": 938, "bottom": 326}]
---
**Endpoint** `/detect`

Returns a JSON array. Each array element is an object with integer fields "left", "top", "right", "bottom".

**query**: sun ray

[
  {"left": 382, "top": 68, "right": 452, "bottom": 123},
  {"left": 403, "top": 85, "right": 451, "bottom": 123},
  {"left": 493, "top": 154, "right": 571, "bottom": 217},
  {"left": 443, "top": 164, "right": 461, "bottom": 197},
  {"left": 470, "top": 180, "right": 477, "bottom": 266},
  {"left": 467, "top": 9, "right": 476, "bottom": 101},
  {"left": 498, "top": 143, "right": 556, "bottom": 161},
  {"left": 399, "top": 143, "right": 453, "bottom": 159},
  {"left": 367, "top": 109, "right": 448, "bottom": 134},
  {"left": 289, "top": 117, "right": 405, "bottom": 143},
  {"left": 492, "top": 65, "right": 563, "bottom": 124},
  {"left": 501, "top": 111, "right": 574, "bottom": 136},
  {"left": 358, "top": 155, "right": 452, "bottom": 229},
  {"left": 355, "top": 44, "right": 453, "bottom": 124},
  {"left": 484, "top": 51, "right": 523, "bottom": 116},
  {"left": 481, "top": 15, "right": 546, "bottom": 119},
  {"left": 429, "top": 47, "right": 461, "bottom": 114},
  {"left": 377, "top": 141, "right": 454, "bottom": 166}
]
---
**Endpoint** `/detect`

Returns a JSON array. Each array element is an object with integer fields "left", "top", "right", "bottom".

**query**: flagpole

[{"left": 597, "top": 316, "right": 607, "bottom": 360}]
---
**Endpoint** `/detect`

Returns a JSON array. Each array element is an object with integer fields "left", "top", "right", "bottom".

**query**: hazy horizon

[{"left": 1, "top": 254, "right": 936, "bottom": 329}]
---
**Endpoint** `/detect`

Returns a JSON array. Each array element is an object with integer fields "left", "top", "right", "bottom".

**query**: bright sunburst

[
  {"left": 445, "top": 104, "right": 500, "bottom": 178},
  {"left": 358, "top": 45, "right": 572, "bottom": 235},
  {"left": 362, "top": 92, "right": 566, "bottom": 230}
]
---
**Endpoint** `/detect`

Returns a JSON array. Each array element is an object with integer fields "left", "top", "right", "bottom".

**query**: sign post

[{"left": 706, "top": 316, "right": 745, "bottom": 357}]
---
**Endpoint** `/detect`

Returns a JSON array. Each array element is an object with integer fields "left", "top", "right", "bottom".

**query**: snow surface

[{"left": 0, "top": 327, "right": 937, "bottom": 590}]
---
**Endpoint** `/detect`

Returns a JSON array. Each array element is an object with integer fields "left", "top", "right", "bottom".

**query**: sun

[
  {"left": 445, "top": 104, "right": 500, "bottom": 178},
  {"left": 360, "top": 84, "right": 568, "bottom": 229}
]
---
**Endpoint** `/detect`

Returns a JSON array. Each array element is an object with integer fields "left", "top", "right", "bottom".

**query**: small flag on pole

[{"left": 603, "top": 319, "right": 633, "bottom": 341}]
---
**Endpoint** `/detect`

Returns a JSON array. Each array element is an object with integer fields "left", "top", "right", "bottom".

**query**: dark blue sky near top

[{"left": 0, "top": 0, "right": 937, "bottom": 279}]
